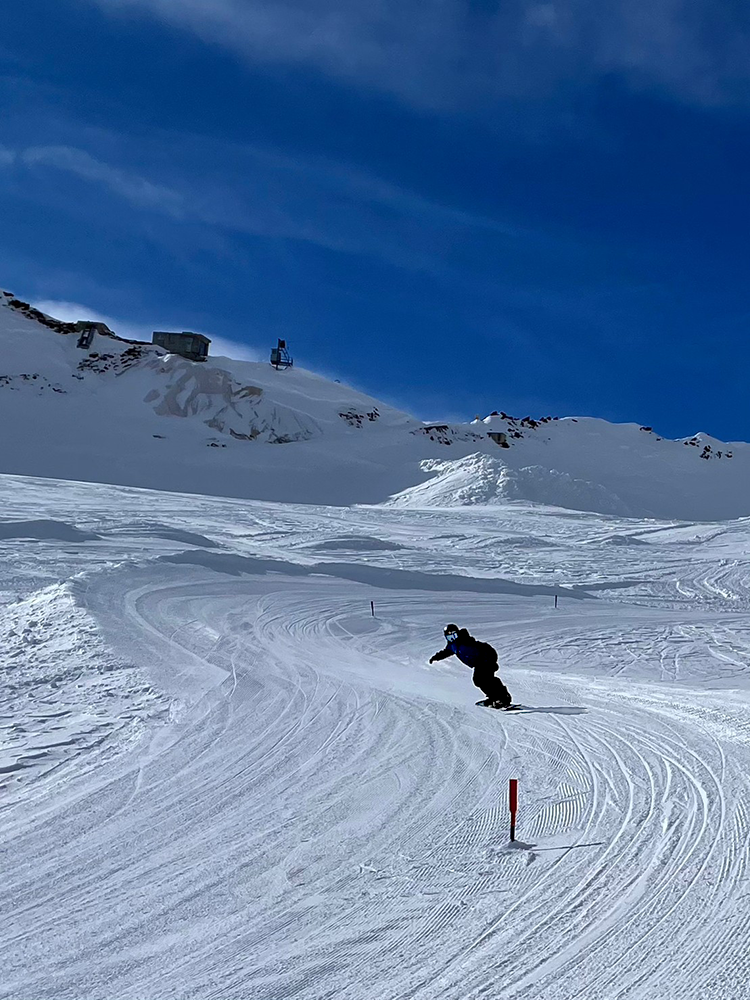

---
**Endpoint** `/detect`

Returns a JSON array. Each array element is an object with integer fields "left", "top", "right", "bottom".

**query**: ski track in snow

[{"left": 3, "top": 478, "right": 750, "bottom": 998}]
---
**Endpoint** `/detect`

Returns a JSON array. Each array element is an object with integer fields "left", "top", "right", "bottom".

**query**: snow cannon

[{"left": 270, "top": 339, "right": 293, "bottom": 370}]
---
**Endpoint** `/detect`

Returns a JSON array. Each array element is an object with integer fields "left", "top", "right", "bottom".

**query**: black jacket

[{"left": 431, "top": 629, "right": 498, "bottom": 670}]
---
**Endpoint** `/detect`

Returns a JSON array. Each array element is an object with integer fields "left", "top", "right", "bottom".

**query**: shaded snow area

[
  {"left": 5, "top": 474, "right": 750, "bottom": 998},
  {"left": 4, "top": 290, "right": 750, "bottom": 518}
]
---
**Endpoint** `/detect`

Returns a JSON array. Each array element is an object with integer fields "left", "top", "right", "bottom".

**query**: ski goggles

[{"left": 444, "top": 631, "right": 459, "bottom": 642}]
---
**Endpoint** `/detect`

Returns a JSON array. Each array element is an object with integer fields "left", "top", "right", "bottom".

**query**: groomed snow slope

[
  {"left": 4, "top": 472, "right": 750, "bottom": 999},
  {"left": 3, "top": 291, "right": 750, "bottom": 518}
]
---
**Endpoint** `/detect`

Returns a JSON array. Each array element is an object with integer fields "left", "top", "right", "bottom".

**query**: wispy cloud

[
  {"left": 33, "top": 299, "right": 147, "bottom": 339},
  {"left": 11, "top": 135, "right": 538, "bottom": 274},
  {"left": 21, "top": 145, "right": 185, "bottom": 216},
  {"left": 206, "top": 335, "right": 262, "bottom": 362},
  {"left": 33, "top": 299, "right": 261, "bottom": 360},
  {"left": 0, "top": 146, "right": 16, "bottom": 166},
  {"left": 83, "top": 0, "right": 750, "bottom": 108}
]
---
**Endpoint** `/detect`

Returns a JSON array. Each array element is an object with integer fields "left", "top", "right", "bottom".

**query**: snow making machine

[{"left": 270, "top": 338, "right": 293, "bottom": 370}]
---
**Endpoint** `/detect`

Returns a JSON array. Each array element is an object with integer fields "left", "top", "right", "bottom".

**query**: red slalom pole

[{"left": 509, "top": 778, "right": 518, "bottom": 842}]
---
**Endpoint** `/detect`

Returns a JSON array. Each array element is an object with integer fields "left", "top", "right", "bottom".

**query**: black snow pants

[{"left": 472, "top": 659, "right": 511, "bottom": 706}]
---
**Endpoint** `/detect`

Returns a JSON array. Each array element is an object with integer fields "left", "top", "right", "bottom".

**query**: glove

[{"left": 429, "top": 655, "right": 436, "bottom": 664}]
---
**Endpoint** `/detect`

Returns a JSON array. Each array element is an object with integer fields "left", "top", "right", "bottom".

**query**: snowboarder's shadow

[{"left": 518, "top": 705, "right": 587, "bottom": 715}]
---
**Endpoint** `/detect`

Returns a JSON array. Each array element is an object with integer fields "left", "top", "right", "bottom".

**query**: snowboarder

[{"left": 429, "top": 624, "right": 512, "bottom": 708}]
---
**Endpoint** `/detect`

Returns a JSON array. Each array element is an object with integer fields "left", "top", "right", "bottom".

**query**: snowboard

[{"left": 476, "top": 700, "right": 523, "bottom": 711}]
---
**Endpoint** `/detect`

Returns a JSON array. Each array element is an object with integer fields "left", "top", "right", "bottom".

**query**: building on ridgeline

[{"left": 152, "top": 331, "right": 211, "bottom": 362}]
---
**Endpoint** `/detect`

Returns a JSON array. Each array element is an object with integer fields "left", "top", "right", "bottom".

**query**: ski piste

[{"left": 6, "top": 438, "right": 750, "bottom": 998}]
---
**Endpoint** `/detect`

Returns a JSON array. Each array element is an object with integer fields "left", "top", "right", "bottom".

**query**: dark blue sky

[{"left": 2, "top": 1, "right": 749, "bottom": 437}]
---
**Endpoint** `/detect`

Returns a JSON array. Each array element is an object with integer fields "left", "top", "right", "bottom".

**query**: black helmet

[{"left": 443, "top": 623, "right": 459, "bottom": 636}]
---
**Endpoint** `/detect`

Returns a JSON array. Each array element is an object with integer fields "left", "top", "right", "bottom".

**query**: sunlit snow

[{"left": 3, "top": 295, "right": 750, "bottom": 998}]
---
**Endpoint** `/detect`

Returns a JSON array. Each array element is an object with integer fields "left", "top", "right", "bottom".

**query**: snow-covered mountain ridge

[{"left": 2, "top": 289, "right": 749, "bottom": 518}]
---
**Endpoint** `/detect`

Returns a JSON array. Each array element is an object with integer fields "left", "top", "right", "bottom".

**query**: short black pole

[
  {"left": 554, "top": 594, "right": 558, "bottom": 609},
  {"left": 371, "top": 600, "right": 375, "bottom": 617}
]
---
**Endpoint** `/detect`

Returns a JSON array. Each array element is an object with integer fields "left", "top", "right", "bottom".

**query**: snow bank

[
  {"left": 386, "top": 454, "right": 632, "bottom": 515},
  {"left": 0, "top": 583, "right": 166, "bottom": 797}
]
